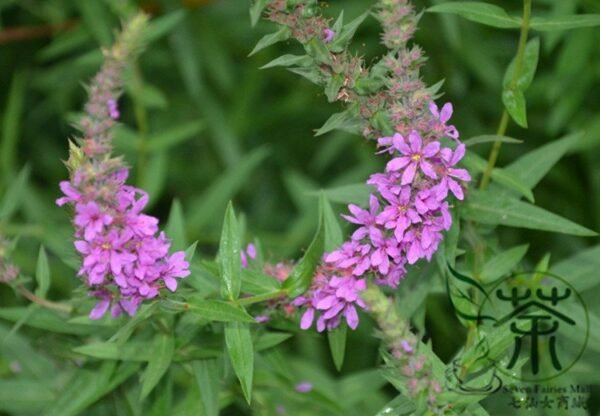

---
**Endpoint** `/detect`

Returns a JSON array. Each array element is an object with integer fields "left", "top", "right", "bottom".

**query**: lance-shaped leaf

[
  {"left": 462, "top": 190, "right": 597, "bottom": 236},
  {"left": 480, "top": 244, "right": 529, "bottom": 283},
  {"left": 530, "top": 14, "right": 600, "bottom": 31},
  {"left": 282, "top": 196, "right": 326, "bottom": 298},
  {"left": 185, "top": 298, "right": 255, "bottom": 323},
  {"left": 330, "top": 11, "right": 370, "bottom": 52},
  {"left": 218, "top": 202, "right": 242, "bottom": 300},
  {"left": 193, "top": 359, "right": 220, "bottom": 416},
  {"left": 427, "top": 2, "right": 522, "bottom": 29},
  {"left": 249, "top": 26, "right": 291, "bottom": 56},
  {"left": 140, "top": 333, "right": 175, "bottom": 399},
  {"left": 225, "top": 322, "right": 254, "bottom": 404},
  {"left": 35, "top": 246, "right": 50, "bottom": 298},
  {"left": 249, "top": 0, "right": 270, "bottom": 27}
]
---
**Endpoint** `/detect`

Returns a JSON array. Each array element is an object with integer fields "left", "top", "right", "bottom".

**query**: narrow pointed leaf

[
  {"left": 193, "top": 360, "right": 219, "bottom": 416},
  {"left": 218, "top": 202, "right": 242, "bottom": 300},
  {"left": 225, "top": 322, "right": 254, "bottom": 404},
  {"left": 462, "top": 190, "right": 597, "bottom": 236},
  {"left": 140, "top": 333, "right": 175, "bottom": 399},
  {"left": 35, "top": 246, "right": 50, "bottom": 298},
  {"left": 282, "top": 199, "right": 325, "bottom": 298},
  {"left": 530, "top": 14, "right": 600, "bottom": 31},
  {"left": 480, "top": 244, "right": 529, "bottom": 283},
  {"left": 249, "top": 26, "right": 290, "bottom": 56},
  {"left": 327, "top": 323, "right": 347, "bottom": 371},
  {"left": 185, "top": 298, "right": 255, "bottom": 323},
  {"left": 427, "top": 2, "right": 522, "bottom": 29}
]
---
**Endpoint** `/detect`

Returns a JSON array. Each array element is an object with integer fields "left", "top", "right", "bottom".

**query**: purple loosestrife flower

[
  {"left": 293, "top": 265, "right": 367, "bottom": 332},
  {"left": 57, "top": 14, "right": 190, "bottom": 319},
  {"left": 385, "top": 131, "right": 440, "bottom": 185}
]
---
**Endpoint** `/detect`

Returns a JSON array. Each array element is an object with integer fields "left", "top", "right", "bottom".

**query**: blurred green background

[{"left": 1, "top": 0, "right": 600, "bottom": 414}]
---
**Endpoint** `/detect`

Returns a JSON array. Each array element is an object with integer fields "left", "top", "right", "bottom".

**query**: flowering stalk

[
  {"left": 256, "top": 0, "right": 470, "bottom": 332},
  {"left": 361, "top": 283, "right": 447, "bottom": 415},
  {"left": 57, "top": 14, "right": 190, "bottom": 319}
]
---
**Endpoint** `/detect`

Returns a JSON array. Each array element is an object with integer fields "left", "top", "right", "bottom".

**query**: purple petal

[
  {"left": 345, "top": 305, "right": 359, "bottom": 330},
  {"left": 420, "top": 160, "right": 437, "bottom": 179},
  {"left": 401, "top": 163, "right": 417, "bottom": 185},
  {"left": 89, "top": 298, "right": 110, "bottom": 320},
  {"left": 422, "top": 141, "right": 440, "bottom": 158},
  {"left": 386, "top": 157, "right": 410, "bottom": 172},
  {"left": 440, "top": 102, "right": 453, "bottom": 123},
  {"left": 408, "top": 131, "right": 422, "bottom": 152}
]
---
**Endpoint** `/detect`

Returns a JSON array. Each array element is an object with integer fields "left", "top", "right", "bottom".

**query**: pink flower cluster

[
  {"left": 292, "top": 266, "right": 367, "bottom": 332},
  {"left": 325, "top": 102, "right": 470, "bottom": 288},
  {"left": 57, "top": 168, "right": 190, "bottom": 319}
]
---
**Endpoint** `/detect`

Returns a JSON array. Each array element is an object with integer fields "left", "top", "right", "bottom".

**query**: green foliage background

[{"left": 0, "top": 0, "right": 599, "bottom": 415}]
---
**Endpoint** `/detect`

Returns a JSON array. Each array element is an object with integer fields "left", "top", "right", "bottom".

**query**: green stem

[
  {"left": 236, "top": 289, "right": 288, "bottom": 306},
  {"left": 479, "top": 0, "right": 532, "bottom": 190},
  {"left": 17, "top": 285, "right": 72, "bottom": 314}
]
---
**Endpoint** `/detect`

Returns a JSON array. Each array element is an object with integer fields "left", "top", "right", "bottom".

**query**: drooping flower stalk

[
  {"left": 256, "top": 0, "right": 470, "bottom": 332},
  {"left": 57, "top": 14, "right": 190, "bottom": 319}
]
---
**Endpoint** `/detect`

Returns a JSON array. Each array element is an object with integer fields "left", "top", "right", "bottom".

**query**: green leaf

[
  {"left": 1, "top": 72, "right": 27, "bottom": 179},
  {"left": 489, "top": 167, "right": 534, "bottom": 203},
  {"left": 317, "top": 183, "right": 371, "bottom": 205},
  {"left": 146, "top": 10, "right": 186, "bottom": 43},
  {"left": 75, "top": 1, "right": 113, "bottom": 46},
  {"left": 73, "top": 341, "right": 154, "bottom": 361},
  {"left": 249, "top": 0, "right": 270, "bottom": 27},
  {"left": 304, "top": 37, "right": 332, "bottom": 65},
  {"left": 503, "top": 38, "right": 540, "bottom": 92},
  {"left": 0, "top": 307, "right": 98, "bottom": 335},
  {"left": 504, "top": 133, "right": 580, "bottom": 189},
  {"left": 502, "top": 88, "right": 528, "bottom": 128},
  {"left": 0, "top": 165, "right": 29, "bottom": 220},
  {"left": 330, "top": 11, "right": 370, "bottom": 52},
  {"left": 325, "top": 74, "right": 345, "bottom": 103},
  {"left": 282, "top": 198, "right": 325, "bottom": 298},
  {"left": 165, "top": 199, "right": 187, "bottom": 252},
  {"left": 260, "top": 54, "right": 312, "bottom": 69},
  {"left": 462, "top": 190, "right": 597, "bottom": 236},
  {"left": 255, "top": 332, "right": 293, "bottom": 351},
  {"left": 225, "top": 322, "right": 254, "bottom": 404},
  {"left": 551, "top": 245, "right": 600, "bottom": 291},
  {"left": 241, "top": 268, "right": 281, "bottom": 295},
  {"left": 375, "top": 395, "right": 416, "bottom": 416},
  {"left": 321, "top": 193, "right": 343, "bottom": 251},
  {"left": 480, "top": 244, "right": 529, "bottom": 283},
  {"left": 530, "top": 14, "right": 600, "bottom": 31},
  {"left": 464, "top": 135, "right": 522, "bottom": 146},
  {"left": 140, "top": 333, "right": 175, "bottom": 399},
  {"left": 248, "top": 26, "right": 291, "bottom": 56},
  {"left": 187, "top": 148, "right": 269, "bottom": 230},
  {"left": 327, "top": 323, "right": 347, "bottom": 371},
  {"left": 46, "top": 361, "right": 139, "bottom": 416},
  {"left": 315, "top": 108, "right": 362, "bottom": 136},
  {"left": 462, "top": 153, "right": 533, "bottom": 202},
  {"left": 0, "top": 379, "right": 55, "bottom": 413},
  {"left": 185, "top": 298, "right": 255, "bottom": 323},
  {"left": 427, "top": 2, "right": 522, "bottom": 29},
  {"left": 34, "top": 245, "right": 50, "bottom": 298},
  {"left": 193, "top": 360, "right": 219, "bottom": 416},
  {"left": 218, "top": 202, "right": 242, "bottom": 300},
  {"left": 146, "top": 121, "right": 205, "bottom": 152}
]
